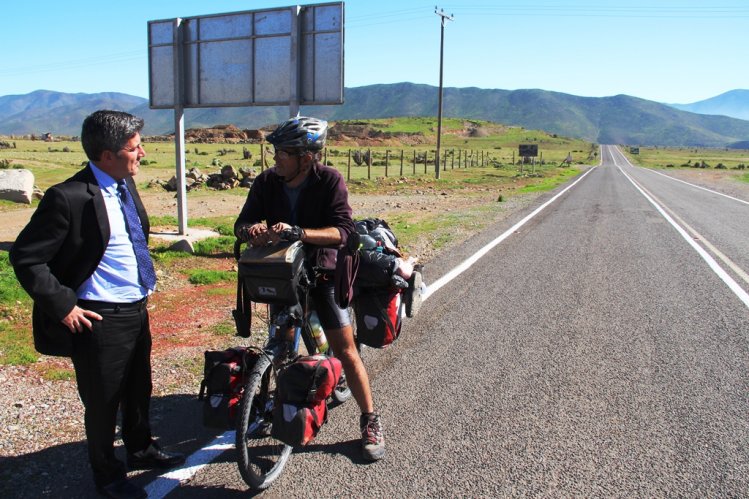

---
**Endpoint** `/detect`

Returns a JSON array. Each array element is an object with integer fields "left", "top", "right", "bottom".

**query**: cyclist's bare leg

[{"left": 325, "top": 324, "right": 374, "bottom": 413}]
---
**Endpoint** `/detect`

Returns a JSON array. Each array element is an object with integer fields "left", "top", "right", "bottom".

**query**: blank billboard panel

[{"left": 148, "top": 2, "right": 343, "bottom": 109}]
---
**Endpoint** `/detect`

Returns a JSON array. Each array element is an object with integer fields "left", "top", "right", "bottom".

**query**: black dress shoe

[
  {"left": 127, "top": 441, "right": 186, "bottom": 470},
  {"left": 97, "top": 478, "right": 147, "bottom": 499}
]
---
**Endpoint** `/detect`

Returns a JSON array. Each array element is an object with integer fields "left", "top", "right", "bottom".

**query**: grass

[
  {"left": 38, "top": 366, "right": 76, "bottom": 381},
  {"left": 209, "top": 319, "right": 238, "bottom": 337},
  {"left": 623, "top": 146, "right": 749, "bottom": 170},
  {"left": 186, "top": 269, "right": 236, "bottom": 285},
  {"left": 0, "top": 251, "right": 38, "bottom": 365},
  {"left": 193, "top": 236, "right": 235, "bottom": 256},
  {"left": 516, "top": 167, "right": 580, "bottom": 193}
]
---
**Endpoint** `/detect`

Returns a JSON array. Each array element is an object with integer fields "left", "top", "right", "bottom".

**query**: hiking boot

[
  {"left": 360, "top": 413, "right": 385, "bottom": 461},
  {"left": 404, "top": 269, "right": 423, "bottom": 318}
]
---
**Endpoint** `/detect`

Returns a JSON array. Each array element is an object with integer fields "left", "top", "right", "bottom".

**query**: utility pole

[{"left": 434, "top": 7, "right": 453, "bottom": 179}]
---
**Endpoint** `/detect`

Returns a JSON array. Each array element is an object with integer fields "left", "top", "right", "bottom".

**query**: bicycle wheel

[{"left": 236, "top": 354, "right": 292, "bottom": 490}]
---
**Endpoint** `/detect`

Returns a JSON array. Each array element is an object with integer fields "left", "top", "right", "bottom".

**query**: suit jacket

[{"left": 9, "top": 165, "right": 150, "bottom": 357}]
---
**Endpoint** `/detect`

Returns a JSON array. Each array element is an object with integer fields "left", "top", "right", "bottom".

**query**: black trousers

[{"left": 71, "top": 299, "right": 153, "bottom": 487}]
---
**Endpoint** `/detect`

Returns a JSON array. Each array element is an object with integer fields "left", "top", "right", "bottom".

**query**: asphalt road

[{"left": 108, "top": 147, "right": 749, "bottom": 497}]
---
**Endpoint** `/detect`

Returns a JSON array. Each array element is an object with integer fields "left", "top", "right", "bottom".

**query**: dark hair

[{"left": 81, "top": 110, "right": 144, "bottom": 161}]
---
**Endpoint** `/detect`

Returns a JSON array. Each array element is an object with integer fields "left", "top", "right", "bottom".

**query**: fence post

[
  {"left": 424, "top": 151, "right": 429, "bottom": 174},
  {"left": 451, "top": 149, "right": 455, "bottom": 169},
  {"left": 367, "top": 148, "right": 371, "bottom": 180},
  {"left": 400, "top": 149, "right": 404, "bottom": 177},
  {"left": 385, "top": 150, "right": 390, "bottom": 177},
  {"left": 412, "top": 150, "right": 417, "bottom": 175},
  {"left": 347, "top": 149, "right": 351, "bottom": 181}
]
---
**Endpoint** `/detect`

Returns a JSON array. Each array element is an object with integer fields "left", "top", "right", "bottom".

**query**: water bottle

[{"left": 308, "top": 311, "right": 329, "bottom": 353}]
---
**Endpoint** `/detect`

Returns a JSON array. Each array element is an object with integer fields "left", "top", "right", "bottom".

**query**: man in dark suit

[{"left": 10, "top": 110, "right": 184, "bottom": 499}]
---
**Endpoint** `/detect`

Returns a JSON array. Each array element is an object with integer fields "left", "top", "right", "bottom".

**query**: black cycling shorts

[
  {"left": 309, "top": 280, "right": 351, "bottom": 330},
  {"left": 268, "top": 280, "right": 350, "bottom": 330}
]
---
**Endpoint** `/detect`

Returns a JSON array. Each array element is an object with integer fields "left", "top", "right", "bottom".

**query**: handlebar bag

[{"left": 238, "top": 241, "right": 305, "bottom": 305}]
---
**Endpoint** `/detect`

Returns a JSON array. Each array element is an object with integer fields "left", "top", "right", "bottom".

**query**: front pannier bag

[
  {"left": 271, "top": 354, "right": 342, "bottom": 446},
  {"left": 199, "top": 347, "right": 253, "bottom": 429}
]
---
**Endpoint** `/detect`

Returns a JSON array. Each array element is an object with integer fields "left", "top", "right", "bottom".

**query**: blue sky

[{"left": 1, "top": 0, "right": 747, "bottom": 104}]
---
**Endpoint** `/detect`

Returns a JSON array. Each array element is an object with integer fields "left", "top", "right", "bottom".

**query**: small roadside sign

[{"left": 519, "top": 144, "right": 538, "bottom": 157}]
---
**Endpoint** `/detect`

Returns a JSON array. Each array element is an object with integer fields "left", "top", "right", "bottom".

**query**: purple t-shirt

[{"left": 235, "top": 161, "right": 355, "bottom": 270}]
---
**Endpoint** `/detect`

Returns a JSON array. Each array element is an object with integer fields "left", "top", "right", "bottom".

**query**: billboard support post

[{"left": 172, "top": 17, "right": 188, "bottom": 235}]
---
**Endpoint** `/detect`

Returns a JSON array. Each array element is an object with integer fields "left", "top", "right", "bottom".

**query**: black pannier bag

[
  {"left": 198, "top": 347, "right": 254, "bottom": 429},
  {"left": 238, "top": 240, "right": 305, "bottom": 305}
]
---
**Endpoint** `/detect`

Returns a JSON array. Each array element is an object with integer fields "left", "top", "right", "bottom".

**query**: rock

[
  {"left": 239, "top": 166, "right": 255, "bottom": 179},
  {"left": 221, "top": 165, "right": 238, "bottom": 180},
  {"left": 186, "top": 167, "right": 203, "bottom": 180},
  {"left": 0, "top": 169, "right": 35, "bottom": 204},
  {"left": 168, "top": 238, "right": 194, "bottom": 254}
]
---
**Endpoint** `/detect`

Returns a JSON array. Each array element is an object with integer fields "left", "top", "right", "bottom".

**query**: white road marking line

[
  {"left": 145, "top": 431, "right": 234, "bottom": 499},
  {"left": 612, "top": 152, "right": 749, "bottom": 309},
  {"left": 423, "top": 165, "right": 598, "bottom": 301},
  {"left": 624, "top": 156, "right": 749, "bottom": 206},
  {"left": 611, "top": 146, "right": 749, "bottom": 287}
]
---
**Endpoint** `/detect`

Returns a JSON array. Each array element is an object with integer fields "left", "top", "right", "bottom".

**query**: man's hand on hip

[{"left": 62, "top": 306, "right": 103, "bottom": 333}]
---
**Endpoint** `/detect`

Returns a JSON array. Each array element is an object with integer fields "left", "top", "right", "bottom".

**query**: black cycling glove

[
  {"left": 236, "top": 224, "right": 253, "bottom": 242},
  {"left": 280, "top": 225, "right": 305, "bottom": 242}
]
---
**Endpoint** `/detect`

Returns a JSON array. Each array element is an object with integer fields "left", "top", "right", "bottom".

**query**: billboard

[{"left": 148, "top": 2, "right": 344, "bottom": 109}]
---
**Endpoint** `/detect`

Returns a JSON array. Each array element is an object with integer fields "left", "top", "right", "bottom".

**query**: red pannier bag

[
  {"left": 353, "top": 287, "right": 403, "bottom": 348},
  {"left": 198, "top": 347, "right": 251, "bottom": 429},
  {"left": 271, "top": 354, "right": 343, "bottom": 446}
]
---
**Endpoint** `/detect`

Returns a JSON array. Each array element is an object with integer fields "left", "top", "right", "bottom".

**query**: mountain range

[
  {"left": 2, "top": 84, "right": 749, "bottom": 148},
  {"left": 670, "top": 90, "right": 749, "bottom": 121}
]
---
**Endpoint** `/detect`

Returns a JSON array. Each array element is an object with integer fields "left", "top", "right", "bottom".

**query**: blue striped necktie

[{"left": 117, "top": 180, "right": 157, "bottom": 291}]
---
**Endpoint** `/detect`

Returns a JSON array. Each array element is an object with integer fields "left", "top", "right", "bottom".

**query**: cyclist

[{"left": 234, "top": 116, "right": 385, "bottom": 461}]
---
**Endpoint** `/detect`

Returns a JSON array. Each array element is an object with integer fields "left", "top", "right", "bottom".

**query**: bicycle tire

[{"left": 236, "top": 354, "right": 292, "bottom": 490}]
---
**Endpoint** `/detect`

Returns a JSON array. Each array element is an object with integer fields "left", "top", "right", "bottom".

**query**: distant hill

[
  {"left": 669, "top": 90, "right": 749, "bottom": 121},
  {"left": 2, "top": 85, "right": 749, "bottom": 148}
]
